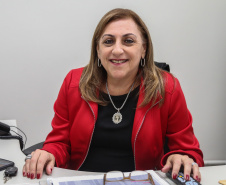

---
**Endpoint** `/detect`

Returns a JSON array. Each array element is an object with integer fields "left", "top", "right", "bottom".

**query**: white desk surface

[
  {"left": 1, "top": 120, "right": 225, "bottom": 185},
  {"left": 1, "top": 138, "right": 225, "bottom": 185}
]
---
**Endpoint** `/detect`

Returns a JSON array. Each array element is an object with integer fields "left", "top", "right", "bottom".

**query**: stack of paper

[{"left": 47, "top": 170, "right": 169, "bottom": 185}]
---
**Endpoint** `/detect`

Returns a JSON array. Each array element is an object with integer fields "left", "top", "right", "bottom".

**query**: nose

[{"left": 112, "top": 42, "right": 124, "bottom": 56}]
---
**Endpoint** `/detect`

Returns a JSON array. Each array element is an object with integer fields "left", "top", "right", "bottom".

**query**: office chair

[{"left": 23, "top": 62, "right": 170, "bottom": 155}]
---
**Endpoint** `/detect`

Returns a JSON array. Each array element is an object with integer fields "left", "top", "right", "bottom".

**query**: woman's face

[{"left": 97, "top": 18, "right": 146, "bottom": 83}]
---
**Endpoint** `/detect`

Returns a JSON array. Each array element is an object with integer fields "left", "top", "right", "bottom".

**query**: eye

[
  {"left": 124, "top": 39, "right": 134, "bottom": 44},
  {"left": 104, "top": 39, "right": 114, "bottom": 45}
]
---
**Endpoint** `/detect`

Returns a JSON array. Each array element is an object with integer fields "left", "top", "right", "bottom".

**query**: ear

[
  {"left": 96, "top": 44, "right": 100, "bottom": 58},
  {"left": 142, "top": 43, "right": 146, "bottom": 58}
]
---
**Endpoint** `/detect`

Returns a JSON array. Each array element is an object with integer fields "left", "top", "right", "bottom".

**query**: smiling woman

[
  {"left": 97, "top": 18, "right": 146, "bottom": 94},
  {"left": 23, "top": 8, "right": 204, "bottom": 183}
]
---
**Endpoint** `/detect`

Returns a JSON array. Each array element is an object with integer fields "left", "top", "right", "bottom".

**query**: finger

[
  {"left": 24, "top": 159, "right": 31, "bottom": 178},
  {"left": 29, "top": 149, "right": 41, "bottom": 179},
  {"left": 36, "top": 151, "right": 55, "bottom": 179},
  {"left": 161, "top": 158, "right": 173, "bottom": 173},
  {"left": 25, "top": 151, "right": 35, "bottom": 178},
  {"left": 171, "top": 156, "right": 182, "bottom": 179},
  {"left": 182, "top": 156, "right": 193, "bottom": 181},
  {"left": 192, "top": 163, "right": 201, "bottom": 182},
  {"left": 36, "top": 151, "right": 49, "bottom": 179},
  {"left": 45, "top": 155, "right": 55, "bottom": 175},
  {"left": 22, "top": 163, "right": 27, "bottom": 177},
  {"left": 22, "top": 165, "right": 25, "bottom": 177}
]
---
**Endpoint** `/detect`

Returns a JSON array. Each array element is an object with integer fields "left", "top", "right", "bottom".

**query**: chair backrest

[{"left": 154, "top": 62, "right": 170, "bottom": 72}]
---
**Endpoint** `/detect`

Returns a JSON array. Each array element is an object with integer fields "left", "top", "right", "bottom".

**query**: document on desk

[{"left": 47, "top": 170, "right": 169, "bottom": 185}]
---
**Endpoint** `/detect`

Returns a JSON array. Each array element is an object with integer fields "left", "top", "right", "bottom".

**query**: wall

[{"left": 0, "top": 0, "right": 225, "bottom": 161}]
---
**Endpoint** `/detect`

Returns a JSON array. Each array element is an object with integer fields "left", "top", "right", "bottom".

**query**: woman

[{"left": 23, "top": 8, "right": 204, "bottom": 182}]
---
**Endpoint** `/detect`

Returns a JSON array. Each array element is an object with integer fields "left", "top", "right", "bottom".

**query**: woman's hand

[
  {"left": 161, "top": 154, "right": 201, "bottom": 182},
  {"left": 23, "top": 149, "right": 55, "bottom": 179}
]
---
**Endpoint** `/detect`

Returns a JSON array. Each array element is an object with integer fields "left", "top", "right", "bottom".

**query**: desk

[{"left": 0, "top": 121, "right": 225, "bottom": 185}]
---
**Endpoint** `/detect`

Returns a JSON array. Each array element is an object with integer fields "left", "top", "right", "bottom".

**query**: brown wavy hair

[{"left": 79, "top": 8, "right": 166, "bottom": 107}]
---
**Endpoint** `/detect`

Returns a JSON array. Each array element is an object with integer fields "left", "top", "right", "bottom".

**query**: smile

[{"left": 110, "top": 60, "right": 127, "bottom": 64}]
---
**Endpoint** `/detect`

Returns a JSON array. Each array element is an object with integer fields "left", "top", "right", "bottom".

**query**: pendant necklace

[{"left": 106, "top": 81, "right": 135, "bottom": 124}]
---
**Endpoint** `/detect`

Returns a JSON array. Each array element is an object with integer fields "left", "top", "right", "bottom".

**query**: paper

[{"left": 47, "top": 170, "right": 169, "bottom": 185}]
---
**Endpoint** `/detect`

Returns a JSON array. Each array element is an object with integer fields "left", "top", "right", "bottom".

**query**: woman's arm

[{"left": 161, "top": 77, "right": 204, "bottom": 182}]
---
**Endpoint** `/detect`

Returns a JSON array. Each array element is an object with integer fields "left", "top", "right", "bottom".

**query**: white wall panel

[{"left": 0, "top": 0, "right": 225, "bottom": 161}]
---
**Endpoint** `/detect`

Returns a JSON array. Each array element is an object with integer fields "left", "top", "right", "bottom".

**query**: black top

[{"left": 79, "top": 86, "right": 140, "bottom": 172}]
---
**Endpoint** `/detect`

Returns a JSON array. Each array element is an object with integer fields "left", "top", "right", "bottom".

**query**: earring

[
  {"left": 140, "top": 58, "right": 145, "bottom": 67},
  {"left": 98, "top": 59, "right": 102, "bottom": 67}
]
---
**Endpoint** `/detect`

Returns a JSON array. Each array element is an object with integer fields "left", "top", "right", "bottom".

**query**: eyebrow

[{"left": 101, "top": 33, "right": 137, "bottom": 39}]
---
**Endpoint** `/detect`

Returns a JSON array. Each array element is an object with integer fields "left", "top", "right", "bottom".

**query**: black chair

[
  {"left": 154, "top": 62, "right": 170, "bottom": 72},
  {"left": 23, "top": 62, "right": 170, "bottom": 155},
  {"left": 23, "top": 141, "right": 44, "bottom": 155}
]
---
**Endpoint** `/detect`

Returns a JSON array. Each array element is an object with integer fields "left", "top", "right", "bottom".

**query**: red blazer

[{"left": 42, "top": 67, "right": 204, "bottom": 170}]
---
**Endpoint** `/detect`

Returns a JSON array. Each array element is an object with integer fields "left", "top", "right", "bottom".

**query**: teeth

[{"left": 112, "top": 60, "right": 126, "bottom": 64}]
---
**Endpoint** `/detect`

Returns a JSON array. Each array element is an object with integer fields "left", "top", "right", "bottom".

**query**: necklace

[{"left": 106, "top": 81, "right": 135, "bottom": 124}]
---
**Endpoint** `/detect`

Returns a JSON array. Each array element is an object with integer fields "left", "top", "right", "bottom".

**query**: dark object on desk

[
  {"left": 0, "top": 133, "right": 24, "bottom": 151},
  {"left": 0, "top": 122, "right": 10, "bottom": 136},
  {"left": 166, "top": 171, "right": 201, "bottom": 185},
  {"left": 22, "top": 62, "right": 171, "bottom": 156},
  {"left": 4, "top": 166, "right": 18, "bottom": 176},
  {"left": 0, "top": 122, "right": 26, "bottom": 151},
  {"left": 4, "top": 166, "right": 18, "bottom": 183},
  {"left": 0, "top": 158, "right": 14, "bottom": 171}
]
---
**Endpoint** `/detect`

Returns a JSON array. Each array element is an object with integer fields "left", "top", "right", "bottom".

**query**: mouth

[{"left": 110, "top": 59, "right": 128, "bottom": 64}]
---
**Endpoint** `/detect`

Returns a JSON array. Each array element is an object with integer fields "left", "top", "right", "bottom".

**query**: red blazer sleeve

[
  {"left": 161, "top": 78, "right": 204, "bottom": 167},
  {"left": 41, "top": 70, "right": 73, "bottom": 168}
]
